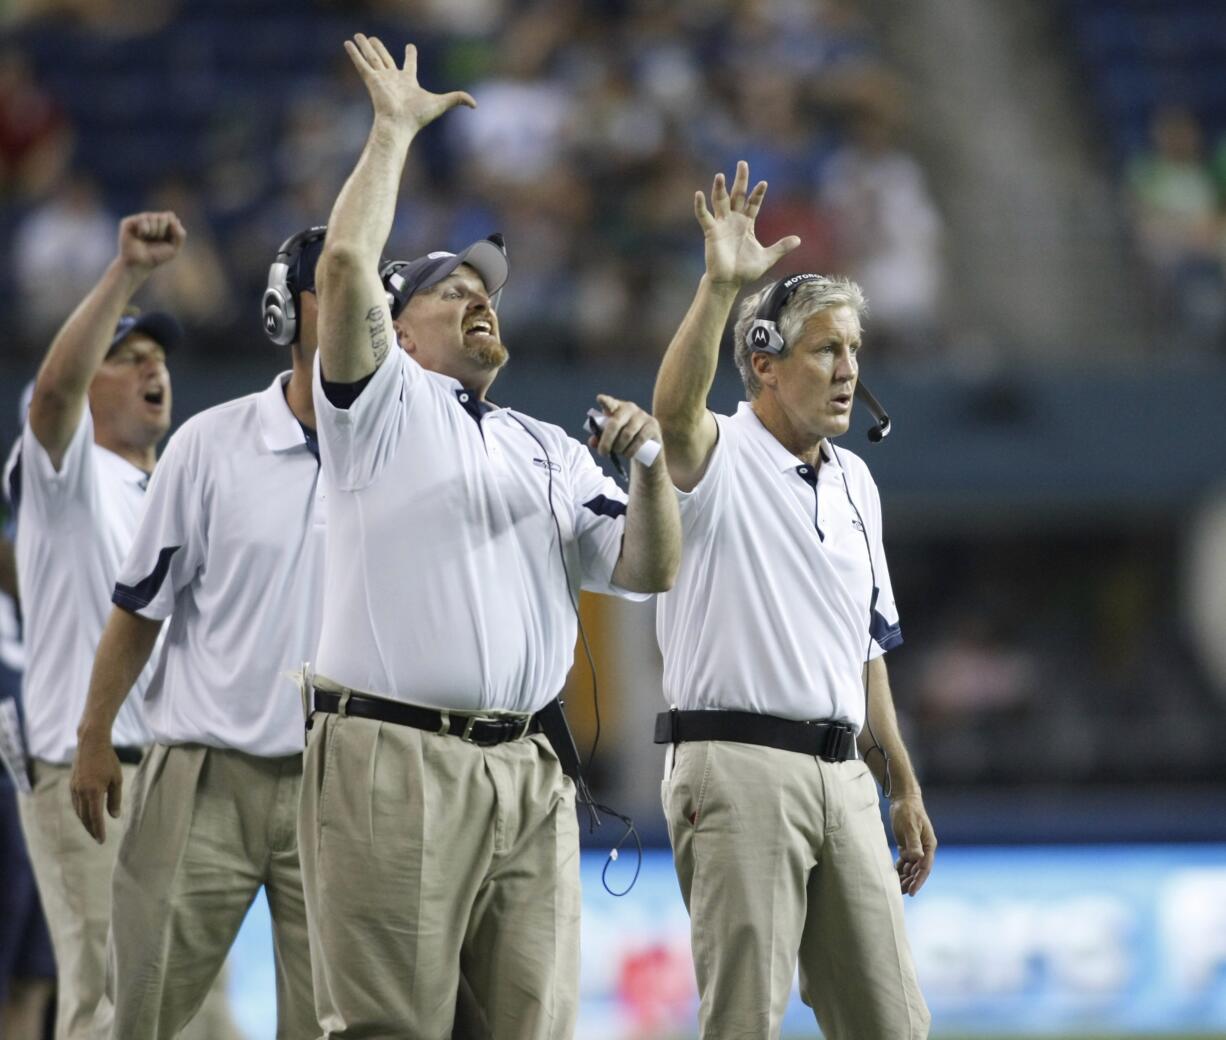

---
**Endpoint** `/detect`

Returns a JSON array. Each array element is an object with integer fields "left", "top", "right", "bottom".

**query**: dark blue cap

[
  {"left": 380, "top": 235, "right": 508, "bottom": 319},
  {"left": 107, "top": 311, "right": 183, "bottom": 357}
]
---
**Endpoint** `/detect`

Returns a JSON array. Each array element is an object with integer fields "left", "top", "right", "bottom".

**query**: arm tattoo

[{"left": 366, "top": 306, "right": 390, "bottom": 364}]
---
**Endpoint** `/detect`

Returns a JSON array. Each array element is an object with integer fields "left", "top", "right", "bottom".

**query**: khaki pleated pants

[
  {"left": 18, "top": 759, "right": 238, "bottom": 1040},
  {"left": 662, "top": 740, "right": 930, "bottom": 1040},
  {"left": 108, "top": 744, "right": 314, "bottom": 1039},
  {"left": 299, "top": 710, "right": 580, "bottom": 1040}
]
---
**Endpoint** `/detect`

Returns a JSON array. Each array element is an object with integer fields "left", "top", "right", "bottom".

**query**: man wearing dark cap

[
  {"left": 68, "top": 227, "right": 331, "bottom": 1039},
  {"left": 3, "top": 213, "right": 238, "bottom": 1039},
  {"left": 298, "top": 35, "right": 681, "bottom": 1039}
]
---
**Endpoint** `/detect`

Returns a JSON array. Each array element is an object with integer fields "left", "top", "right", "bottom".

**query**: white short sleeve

[
  {"left": 112, "top": 425, "right": 206, "bottom": 621},
  {"left": 565, "top": 440, "right": 648, "bottom": 600},
  {"left": 14, "top": 409, "right": 96, "bottom": 526},
  {"left": 673, "top": 412, "right": 733, "bottom": 536},
  {"left": 312, "top": 348, "right": 419, "bottom": 492}
]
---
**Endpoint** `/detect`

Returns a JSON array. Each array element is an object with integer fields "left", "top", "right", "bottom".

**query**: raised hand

[
  {"left": 117, "top": 211, "right": 186, "bottom": 273},
  {"left": 694, "top": 160, "right": 800, "bottom": 289},
  {"left": 344, "top": 35, "right": 476, "bottom": 135}
]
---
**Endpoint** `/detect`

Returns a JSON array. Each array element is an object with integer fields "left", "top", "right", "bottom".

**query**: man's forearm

[
  {"left": 653, "top": 275, "right": 738, "bottom": 437},
  {"left": 859, "top": 658, "right": 923, "bottom": 800},
  {"left": 613, "top": 454, "right": 682, "bottom": 592},
  {"left": 30, "top": 259, "right": 147, "bottom": 459},
  {"left": 40, "top": 258, "right": 145, "bottom": 395},
  {"left": 77, "top": 607, "right": 162, "bottom": 746},
  {"left": 324, "top": 118, "right": 414, "bottom": 269},
  {"left": 316, "top": 118, "right": 415, "bottom": 383}
]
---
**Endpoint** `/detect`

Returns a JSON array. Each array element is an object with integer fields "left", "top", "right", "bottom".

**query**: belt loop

[
  {"left": 669, "top": 705, "right": 679, "bottom": 745},
  {"left": 338, "top": 689, "right": 351, "bottom": 718},
  {"left": 438, "top": 709, "right": 451, "bottom": 737}
]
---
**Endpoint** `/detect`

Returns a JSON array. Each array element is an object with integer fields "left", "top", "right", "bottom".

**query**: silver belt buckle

[{"left": 460, "top": 713, "right": 500, "bottom": 743}]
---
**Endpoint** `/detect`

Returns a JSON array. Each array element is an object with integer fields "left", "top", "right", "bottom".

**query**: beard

[{"left": 463, "top": 334, "right": 509, "bottom": 371}]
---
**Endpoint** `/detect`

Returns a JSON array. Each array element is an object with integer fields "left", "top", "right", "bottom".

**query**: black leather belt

[
  {"left": 313, "top": 690, "right": 545, "bottom": 748},
  {"left": 654, "top": 709, "right": 858, "bottom": 762},
  {"left": 115, "top": 746, "right": 144, "bottom": 766}
]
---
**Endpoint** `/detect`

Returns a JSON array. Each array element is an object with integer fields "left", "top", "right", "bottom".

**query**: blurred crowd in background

[
  {"left": 1, "top": 0, "right": 1224, "bottom": 802},
  {"left": 2, "top": 4, "right": 1224, "bottom": 1035},
  {"left": 1070, "top": 0, "right": 1226, "bottom": 353},
  {"left": 0, "top": 0, "right": 946, "bottom": 363}
]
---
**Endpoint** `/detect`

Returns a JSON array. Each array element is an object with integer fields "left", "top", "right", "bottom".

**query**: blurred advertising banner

[{"left": 228, "top": 845, "right": 1226, "bottom": 1038}]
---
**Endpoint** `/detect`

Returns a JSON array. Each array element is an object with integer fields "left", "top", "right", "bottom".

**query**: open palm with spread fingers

[
  {"left": 696, "top": 160, "right": 801, "bottom": 289},
  {"left": 345, "top": 34, "right": 476, "bottom": 134}
]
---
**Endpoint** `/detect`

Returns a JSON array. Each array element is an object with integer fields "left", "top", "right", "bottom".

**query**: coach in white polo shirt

[
  {"left": 299, "top": 35, "right": 680, "bottom": 1039},
  {"left": 3, "top": 213, "right": 188, "bottom": 1040},
  {"left": 68, "top": 228, "right": 331, "bottom": 1039},
  {"left": 651, "top": 162, "right": 935, "bottom": 1040}
]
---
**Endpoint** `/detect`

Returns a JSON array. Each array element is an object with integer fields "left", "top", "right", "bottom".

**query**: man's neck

[
  {"left": 285, "top": 347, "right": 317, "bottom": 430},
  {"left": 750, "top": 396, "right": 825, "bottom": 469},
  {"left": 96, "top": 435, "right": 157, "bottom": 475}
]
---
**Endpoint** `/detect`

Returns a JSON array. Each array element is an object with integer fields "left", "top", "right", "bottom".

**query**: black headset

[
  {"left": 262, "top": 226, "right": 327, "bottom": 347},
  {"left": 746, "top": 273, "right": 892, "bottom": 443}
]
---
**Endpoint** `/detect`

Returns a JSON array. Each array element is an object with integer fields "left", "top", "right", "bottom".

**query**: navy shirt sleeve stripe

[
  {"left": 870, "top": 610, "right": 903, "bottom": 652},
  {"left": 320, "top": 372, "right": 375, "bottom": 410},
  {"left": 582, "top": 494, "right": 627, "bottom": 519},
  {"left": 112, "top": 545, "right": 181, "bottom": 612}
]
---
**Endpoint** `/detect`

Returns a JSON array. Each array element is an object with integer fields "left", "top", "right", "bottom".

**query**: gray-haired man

[{"left": 651, "top": 161, "right": 934, "bottom": 1040}]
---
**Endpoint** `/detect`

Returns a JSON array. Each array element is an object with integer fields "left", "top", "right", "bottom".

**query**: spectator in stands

[
  {"left": 1127, "top": 106, "right": 1225, "bottom": 351},
  {"left": 821, "top": 100, "right": 944, "bottom": 355},
  {"left": 13, "top": 173, "right": 115, "bottom": 351},
  {"left": 143, "top": 177, "right": 235, "bottom": 331},
  {"left": 0, "top": 49, "right": 71, "bottom": 203}
]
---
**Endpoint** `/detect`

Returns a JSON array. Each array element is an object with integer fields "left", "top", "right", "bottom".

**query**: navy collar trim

[{"left": 454, "top": 387, "right": 496, "bottom": 425}]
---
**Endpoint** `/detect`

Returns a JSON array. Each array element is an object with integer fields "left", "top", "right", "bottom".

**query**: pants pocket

[{"left": 666, "top": 742, "right": 713, "bottom": 829}]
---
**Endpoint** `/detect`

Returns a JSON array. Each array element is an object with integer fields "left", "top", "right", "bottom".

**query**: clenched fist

[{"left": 117, "top": 211, "right": 186, "bottom": 273}]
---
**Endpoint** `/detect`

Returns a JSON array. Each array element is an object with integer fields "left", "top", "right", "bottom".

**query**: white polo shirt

[
  {"left": 656, "top": 402, "right": 902, "bottom": 730},
  {"left": 312, "top": 348, "right": 645, "bottom": 714},
  {"left": 113, "top": 374, "right": 325, "bottom": 757},
  {"left": 5, "top": 410, "right": 154, "bottom": 763}
]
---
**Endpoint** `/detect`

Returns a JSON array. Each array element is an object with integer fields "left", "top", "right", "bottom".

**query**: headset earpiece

[
  {"left": 744, "top": 273, "right": 823, "bottom": 357},
  {"left": 262, "top": 275, "right": 294, "bottom": 347},
  {"left": 262, "top": 227, "right": 326, "bottom": 347}
]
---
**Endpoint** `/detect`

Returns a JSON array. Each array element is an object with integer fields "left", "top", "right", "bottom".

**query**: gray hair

[{"left": 732, "top": 275, "right": 867, "bottom": 398}]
